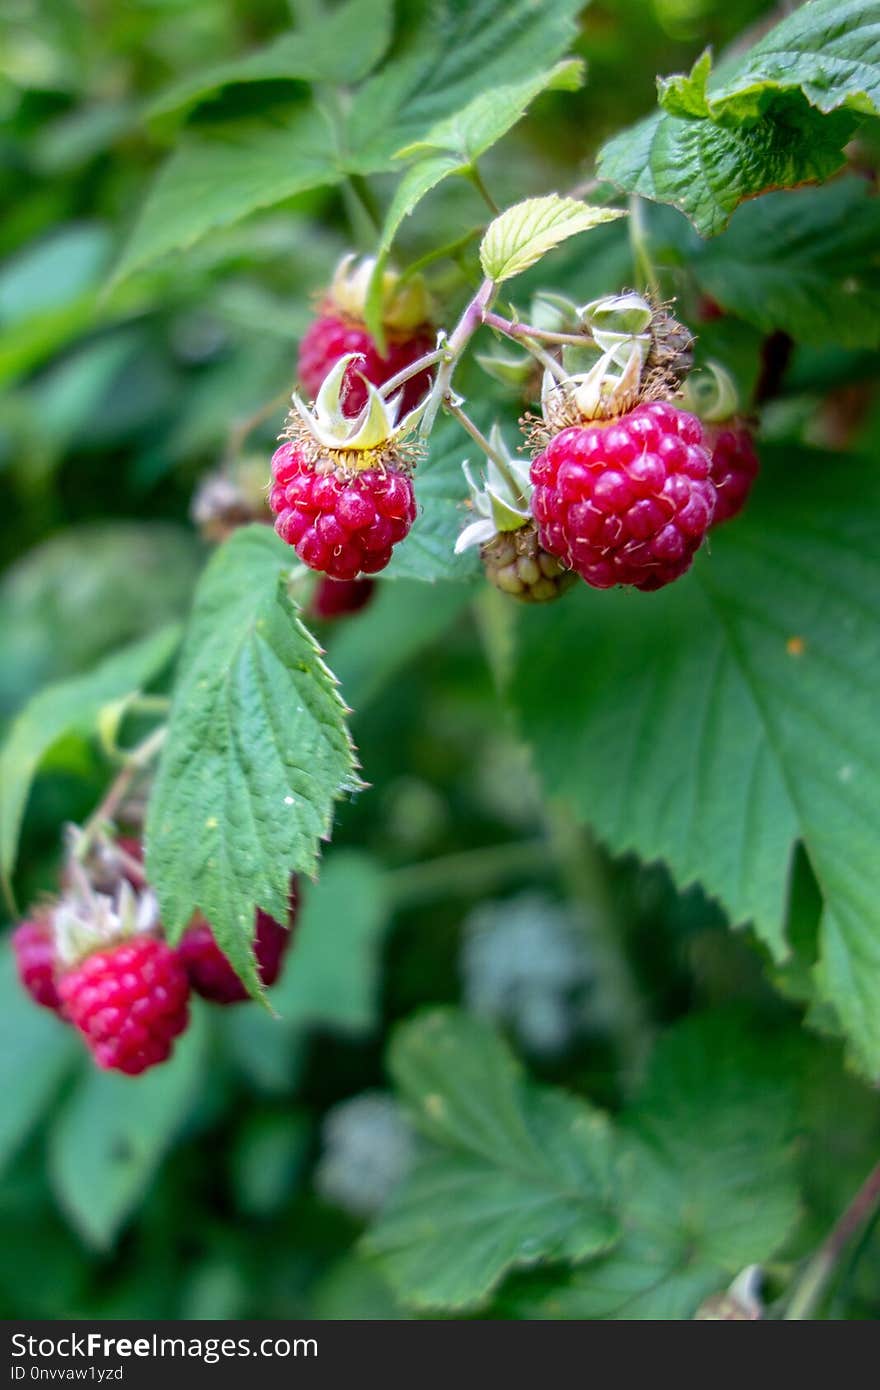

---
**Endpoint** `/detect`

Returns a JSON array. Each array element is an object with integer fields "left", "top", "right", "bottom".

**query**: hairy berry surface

[
  {"left": 178, "top": 881, "right": 298, "bottom": 1004},
  {"left": 530, "top": 401, "right": 716, "bottom": 591},
  {"left": 298, "top": 314, "right": 434, "bottom": 417},
  {"left": 270, "top": 443, "right": 416, "bottom": 579},
  {"left": 59, "top": 936, "right": 190, "bottom": 1075},
  {"left": 13, "top": 918, "right": 63, "bottom": 1013},
  {"left": 703, "top": 421, "right": 759, "bottom": 526}
]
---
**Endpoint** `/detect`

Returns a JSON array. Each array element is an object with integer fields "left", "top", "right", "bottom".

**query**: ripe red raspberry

[
  {"left": 178, "top": 881, "right": 299, "bottom": 1004},
  {"left": 58, "top": 936, "right": 190, "bottom": 1076},
  {"left": 299, "top": 315, "right": 435, "bottom": 418},
  {"left": 530, "top": 401, "right": 716, "bottom": 591},
  {"left": 702, "top": 421, "right": 759, "bottom": 527},
  {"left": 270, "top": 443, "right": 416, "bottom": 579},
  {"left": 12, "top": 917, "right": 63, "bottom": 1014},
  {"left": 312, "top": 575, "right": 376, "bottom": 620}
]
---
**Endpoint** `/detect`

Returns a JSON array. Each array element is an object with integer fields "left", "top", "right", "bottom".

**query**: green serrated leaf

[
  {"left": 684, "top": 179, "right": 880, "bottom": 349},
  {"left": 363, "top": 1009, "right": 620, "bottom": 1311},
  {"left": 145, "top": 526, "right": 360, "bottom": 996},
  {"left": 48, "top": 1013, "right": 207, "bottom": 1250},
  {"left": 271, "top": 851, "right": 388, "bottom": 1032},
  {"left": 598, "top": 0, "right": 879, "bottom": 233},
  {"left": 148, "top": 0, "right": 395, "bottom": 124},
  {"left": 504, "top": 1014, "right": 800, "bottom": 1319},
  {"left": 113, "top": 105, "right": 341, "bottom": 283},
  {"left": 0, "top": 943, "right": 78, "bottom": 1177},
  {"left": 0, "top": 626, "right": 180, "bottom": 897},
  {"left": 396, "top": 58, "right": 584, "bottom": 161},
  {"left": 509, "top": 445, "right": 880, "bottom": 1075},
  {"left": 480, "top": 196, "right": 624, "bottom": 284},
  {"left": 364, "top": 58, "right": 586, "bottom": 340},
  {"left": 346, "top": 0, "right": 587, "bottom": 171}
]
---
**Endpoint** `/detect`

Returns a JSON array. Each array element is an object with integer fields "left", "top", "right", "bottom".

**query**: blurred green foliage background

[{"left": 1, "top": 0, "right": 878, "bottom": 1320}]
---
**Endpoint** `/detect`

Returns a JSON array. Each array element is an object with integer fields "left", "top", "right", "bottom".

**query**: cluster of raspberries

[
  {"left": 12, "top": 842, "right": 298, "bottom": 1077},
  {"left": 269, "top": 289, "right": 758, "bottom": 596}
]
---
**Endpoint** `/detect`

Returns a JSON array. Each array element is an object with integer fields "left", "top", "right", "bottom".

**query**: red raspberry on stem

[
  {"left": 270, "top": 353, "right": 422, "bottom": 579},
  {"left": 531, "top": 401, "right": 716, "bottom": 591},
  {"left": 178, "top": 879, "right": 299, "bottom": 1004},
  {"left": 298, "top": 255, "right": 434, "bottom": 417},
  {"left": 12, "top": 917, "right": 63, "bottom": 1014},
  {"left": 55, "top": 884, "right": 190, "bottom": 1076},
  {"left": 59, "top": 936, "right": 190, "bottom": 1075},
  {"left": 271, "top": 442, "right": 416, "bottom": 579},
  {"left": 312, "top": 576, "right": 376, "bottom": 620},
  {"left": 702, "top": 420, "right": 759, "bottom": 527}
]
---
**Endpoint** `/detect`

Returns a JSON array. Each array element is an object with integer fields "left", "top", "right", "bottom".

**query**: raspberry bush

[{"left": 1, "top": 0, "right": 880, "bottom": 1324}]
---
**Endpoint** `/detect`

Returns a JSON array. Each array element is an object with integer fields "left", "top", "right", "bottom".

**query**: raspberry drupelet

[{"left": 531, "top": 401, "right": 716, "bottom": 591}]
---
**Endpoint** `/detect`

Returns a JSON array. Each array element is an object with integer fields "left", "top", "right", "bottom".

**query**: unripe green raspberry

[{"left": 481, "top": 522, "right": 576, "bottom": 603}]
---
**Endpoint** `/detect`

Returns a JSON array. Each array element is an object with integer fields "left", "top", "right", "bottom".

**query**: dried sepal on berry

[
  {"left": 53, "top": 877, "right": 160, "bottom": 970},
  {"left": 529, "top": 291, "right": 695, "bottom": 439},
  {"left": 299, "top": 255, "right": 436, "bottom": 417},
  {"left": 328, "top": 254, "right": 432, "bottom": 335}
]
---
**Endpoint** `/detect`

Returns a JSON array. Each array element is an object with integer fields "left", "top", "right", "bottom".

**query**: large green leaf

[
  {"left": 505, "top": 1015, "right": 800, "bottom": 1319},
  {"left": 48, "top": 1013, "right": 207, "bottom": 1249},
  {"left": 0, "top": 627, "right": 180, "bottom": 897},
  {"left": 0, "top": 943, "right": 78, "bottom": 1177},
  {"left": 345, "top": 0, "right": 588, "bottom": 171},
  {"left": 509, "top": 446, "right": 880, "bottom": 1074},
  {"left": 145, "top": 526, "right": 360, "bottom": 995},
  {"left": 363, "top": 1009, "right": 619, "bottom": 1311},
  {"left": 271, "top": 851, "right": 388, "bottom": 1032},
  {"left": 369, "top": 61, "right": 584, "bottom": 283},
  {"left": 113, "top": 104, "right": 341, "bottom": 283},
  {"left": 681, "top": 179, "right": 880, "bottom": 349},
  {"left": 148, "top": 0, "right": 395, "bottom": 123},
  {"left": 598, "top": 0, "right": 880, "bottom": 233}
]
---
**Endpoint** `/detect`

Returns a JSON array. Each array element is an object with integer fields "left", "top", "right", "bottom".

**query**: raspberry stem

[
  {"left": 421, "top": 277, "right": 497, "bottom": 436},
  {"left": 482, "top": 310, "right": 595, "bottom": 349},
  {"left": 784, "top": 1159, "right": 880, "bottom": 1319},
  {"left": 377, "top": 346, "right": 446, "bottom": 402},
  {"left": 77, "top": 723, "right": 167, "bottom": 861}
]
